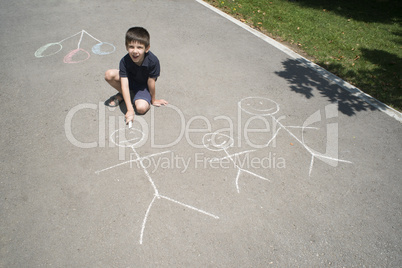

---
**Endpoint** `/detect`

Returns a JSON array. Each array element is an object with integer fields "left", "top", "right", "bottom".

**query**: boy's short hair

[{"left": 125, "top": 27, "right": 150, "bottom": 48}]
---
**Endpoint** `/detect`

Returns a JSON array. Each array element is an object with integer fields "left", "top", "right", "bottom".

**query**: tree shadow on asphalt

[{"left": 274, "top": 58, "right": 379, "bottom": 116}]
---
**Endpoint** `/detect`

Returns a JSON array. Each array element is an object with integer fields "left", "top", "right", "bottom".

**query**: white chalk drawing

[
  {"left": 95, "top": 127, "right": 219, "bottom": 245},
  {"left": 238, "top": 97, "right": 352, "bottom": 176},
  {"left": 35, "top": 29, "right": 115, "bottom": 63},
  {"left": 203, "top": 132, "right": 270, "bottom": 193}
]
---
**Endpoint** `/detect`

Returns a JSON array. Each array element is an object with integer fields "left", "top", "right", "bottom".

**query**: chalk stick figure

[
  {"left": 238, "top": 97, "right": 352, "bottom": 176},
  {"left": 203, "top": 132, "right": 270, "bottom": 193},
  {"left": 96, "top": 127, "right": 218, "bottom": 244}
]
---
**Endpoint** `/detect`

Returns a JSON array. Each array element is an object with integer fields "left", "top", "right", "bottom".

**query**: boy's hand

[
  {"left": 125, "top": 110, "right": 134, "bottom": 124},
  {"left": 152, "top": 99, "right": 168, "bottom": 107}
]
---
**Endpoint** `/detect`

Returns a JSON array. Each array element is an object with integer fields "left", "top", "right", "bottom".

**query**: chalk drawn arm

[{"left": 95, "top": 151, "right": 171, "bottom": 175}]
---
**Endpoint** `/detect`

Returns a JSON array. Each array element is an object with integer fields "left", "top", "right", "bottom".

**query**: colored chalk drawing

[
  {"left": 35, "top": 30, "right": 115, "bottom": 63},
  {"left": 95, "top": 127, "right": 219, "bottom": 245}
]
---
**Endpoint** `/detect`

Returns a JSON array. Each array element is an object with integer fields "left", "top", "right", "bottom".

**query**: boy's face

[{"left": 126, "top": 41, "right": 150, "bottom": 66}]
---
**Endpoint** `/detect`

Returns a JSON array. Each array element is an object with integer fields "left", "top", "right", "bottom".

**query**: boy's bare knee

[
  {"left": 136, "top": 106, "right": 149, "bottom": 115},
  {"left": 105, "top": 69, "right": 118, "bottom": 82},
  {"left": 104, "top": 70, "right": 112, "bottom": 81},
  {"left": 135, "top": 101, "right": 150, "bottom": 115}
]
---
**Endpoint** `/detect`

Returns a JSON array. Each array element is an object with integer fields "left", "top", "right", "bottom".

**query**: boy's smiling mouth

[{"left": 130, "top": 54, "right": 143, "bottom": 64}]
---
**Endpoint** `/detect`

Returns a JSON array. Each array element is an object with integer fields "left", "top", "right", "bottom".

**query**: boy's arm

[
  {"left": 148, "top": 77, "right": 168, "bottom": 107},
  {"left": 121, "top": 77, "right": 134, "bottom": 123}
]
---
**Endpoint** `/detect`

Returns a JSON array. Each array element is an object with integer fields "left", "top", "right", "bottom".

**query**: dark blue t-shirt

[{"left": 119, "top": 51, "right": 160, "bottom": 89}]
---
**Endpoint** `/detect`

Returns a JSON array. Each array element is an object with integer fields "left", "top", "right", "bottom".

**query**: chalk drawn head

[
  {"left": 63, "top": 48, "right": 90, "bottom": 63},
  {"left": 203, "top": 132, "right": 234, "bottom": 151},
  {"left": 238, "top": 97, "right": 279, "bottom": 116},
  {"left": 111, "top": 127, "right": 145, "bottom": 148},
  {"left": 34, "top": 43, "right": 63, "bottom": 58},
  {"left": 92, "top": 42, "right": 116, "bottom": 55}
]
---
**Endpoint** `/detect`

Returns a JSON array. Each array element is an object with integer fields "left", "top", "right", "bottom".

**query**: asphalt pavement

[{"left": 1, "top": 0, "right": 401, "bottom": 266}]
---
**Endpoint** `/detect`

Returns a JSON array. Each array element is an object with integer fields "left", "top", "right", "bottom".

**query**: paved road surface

[{"left": 1, "top": 0, "right": 401, "bottom": 266}]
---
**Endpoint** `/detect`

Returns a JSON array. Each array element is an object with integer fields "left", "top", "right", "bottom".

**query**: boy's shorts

[{"left": 130, "top": 84, "right": 151, "bottom": 104}]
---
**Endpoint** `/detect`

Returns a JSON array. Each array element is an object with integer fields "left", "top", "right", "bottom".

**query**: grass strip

[{"left": 204, "top": 0, "right": 401, "bottom": 111}]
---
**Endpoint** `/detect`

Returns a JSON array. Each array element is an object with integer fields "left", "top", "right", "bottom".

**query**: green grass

[{"left": 205, "top": 0, "right": 402, "bottom": 111}]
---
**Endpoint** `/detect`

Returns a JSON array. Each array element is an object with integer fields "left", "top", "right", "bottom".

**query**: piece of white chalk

[{"left": 129, "top": 121, "right": 133, "bottom": 129}]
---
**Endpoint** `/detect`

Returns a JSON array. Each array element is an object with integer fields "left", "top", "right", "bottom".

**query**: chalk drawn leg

[
  {"left": 140, "top": 195, "right": 158, "bottom": 244},
  {"left": 160, "top": 195, "right": 219, "bottom": 219},
  {"left": 208, "top": 149, "right": 271, "bottom": 193},
  {"left": 309, "top": 154, "right": 353, "bottom": 176},
  {"left": 309, "top": 155, "right": 315, "bottom": 176},
  {"left": 235, "top": 169, "right": 241, "bottom": 193},
  {"left": 139, "top": 194, "right": 219, "bottom": 244},
  {"left": 242, "top": 169, "right": 271, "bottom": 182},
  {"left": 236, "top": 168, "right": 271, "bottom": 193},
  {"left": 266, "top": 127, "right": 282, "bottom": 147}
]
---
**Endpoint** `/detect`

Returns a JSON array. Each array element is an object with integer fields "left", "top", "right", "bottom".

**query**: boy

[{"left": 105, "top": 27, "right": 167, "bottom": 124}]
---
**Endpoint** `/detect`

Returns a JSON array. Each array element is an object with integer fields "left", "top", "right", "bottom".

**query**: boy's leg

[
  {"left": 104, "top": 69, "right": 123, "bottom": 106},
  {"left": 105, "top": 69, "right": 122, "bottom": 93},
  {"left": 133, "top": 86, "right": 152, "bottom": 115},
  {"left": 134, "top": 99, "right": 150, "bottom": 115}
]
